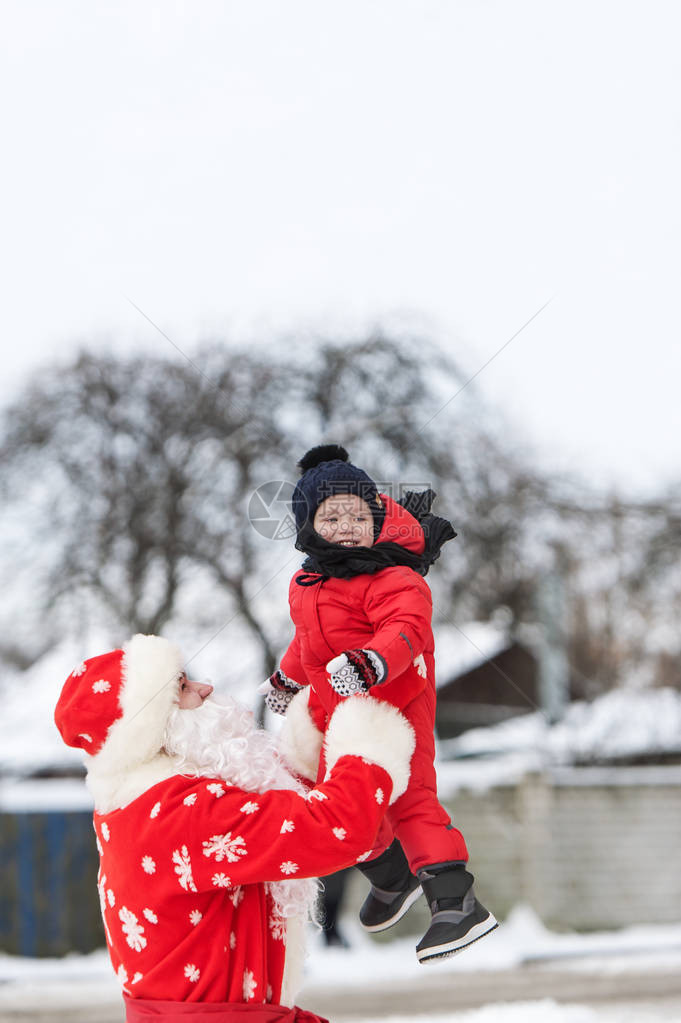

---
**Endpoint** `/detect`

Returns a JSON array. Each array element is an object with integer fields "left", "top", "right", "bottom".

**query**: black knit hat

[{"left": 291, "top": 444, "right": 384, "bottom": 537}]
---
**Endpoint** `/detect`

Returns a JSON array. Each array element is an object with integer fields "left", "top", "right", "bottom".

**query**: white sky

[{"left": 1, "top": 0, "right": 680, "bottom": 495}]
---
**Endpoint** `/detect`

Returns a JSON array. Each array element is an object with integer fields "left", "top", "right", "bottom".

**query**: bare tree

[{"left": 4, "top": 333, "right": 674, "bottom": 710}]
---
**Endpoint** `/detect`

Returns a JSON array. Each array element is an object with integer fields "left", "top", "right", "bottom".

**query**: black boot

[
  {"left": 357, "top": 839, "right": 423, "bottom": 932},
  {"left": 416, "top": 861, "right": 497, "bottom": 963}
]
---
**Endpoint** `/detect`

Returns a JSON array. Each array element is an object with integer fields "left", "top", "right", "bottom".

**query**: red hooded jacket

[{"left": 281, "top": 495, "right": 435, "bottom": 726}]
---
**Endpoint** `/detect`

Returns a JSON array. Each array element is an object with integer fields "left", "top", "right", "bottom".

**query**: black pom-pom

[{"left": 297, "top": 444, "right": 349, "bottom": 474}]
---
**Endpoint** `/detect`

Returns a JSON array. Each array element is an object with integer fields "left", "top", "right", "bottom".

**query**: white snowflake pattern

[
  {"left": 172, "top": 845, "right": 197, "bottom": 892},
  {"left": 96, "top": 874, "right": 113, "bottom": 944},
  {"left": 239, "top": 800, "right": 259, "bottom": 815},
  {"left": 101, "top": 822, "right": 110, "bottom": 842},
  {"left": 356, "top": 850, "right": 373, "bottom": 863},
  {"left": 132, "top": 972, "right": 143, "bottom": 985},
  {"left": 189, "top": 909, "right": 202, "bottom": 926},
  {"left": 243, "top": 968, "right": 257, "bottom": 1001},
  {"left": 202, "top": 832, "right": 247, "bottom": 863},
  {"left": 107, "top": 889, "right": 115, "bottom": 907},
  {"left": 119, "top": 906, "right": 146, "bottom": 952},
  {"left": 183, "top": 793, "right": 197, "bottom": 806},
  {"left": 229, "top": 887, "right": 244, "bottom": 908},
  {"left": 143, "top": 908, "right": 158, "bottom": 924},
  {"left": 280, "top": 819, "right": 295, "bottom": 834},
  {"left": 92, "top": 679, "right": 111, "bottom": 693},
  {"left": 229, "top": 931, "right": 236, "bottom": 950},
  {"left": 71, "top": 661, "right": 87, "bottom": 676},
  {"left": 269, "top": 915, "right": 286, "bottom": 941},
  {"left": 206, "top": 782, "right": 225, "bottom": 798},
  {"left": 184, "top": 963, "right": 200, "bottom": 983},
  {"left": 413, "top": 653, "right": 427, "bottom": 678},
  {"left": 332, "top": 827, "right": 346, "bottom": 841},
  {"left": 150, "top": 801, "right": 161, "bottom": 819},
  {"left": 280, "top": 861, "right": 299, "bottom": 876},
  {"left": 95, "top": 836, "right": 103, "bottom": 855},
  {"left": 307, "top": 789, "right": 328, "bottom": 801},
  {"left": 78, "top": 733, "right": 93, "bottom": 744},
  {"left": 375, "top": 787, "right": 384, "bottom": 805},
  {"left": 212, "top": 872, "right": 231, "bottom": 888},
  {"left": 116, "top": 964, "right": 128, "bottom": 984},
  {"left": 141, "top": 855, "right": 156, "bottom": 874}
]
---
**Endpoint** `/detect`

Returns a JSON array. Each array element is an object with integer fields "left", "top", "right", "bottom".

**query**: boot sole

[
  {"left": 360, "top": 884, "right": 424, "bottom": 933},
  {"left": 416, "top": 914, "right": 499, "bottom": 963}
]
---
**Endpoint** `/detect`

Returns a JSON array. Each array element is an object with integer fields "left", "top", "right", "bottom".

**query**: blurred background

[{"left": 1, "top": 2, "right": 680, "bottom": 1021}]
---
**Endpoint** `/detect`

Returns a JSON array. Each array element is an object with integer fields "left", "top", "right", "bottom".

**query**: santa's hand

[
  {"left": 258, "top": 669, "right": 305, "bottom": 715},
  {"left": 326, "top": 649, "right": 387, "bottom": 697}
]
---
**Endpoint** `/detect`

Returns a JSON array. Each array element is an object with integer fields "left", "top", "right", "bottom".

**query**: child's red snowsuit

[{"left": 281, "top": 494, "right": 468, "bottom": 872}]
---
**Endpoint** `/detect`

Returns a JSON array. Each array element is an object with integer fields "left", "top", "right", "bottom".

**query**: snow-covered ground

[
  {"left": 303, "top": 905, "right": 681, "bottom": 985},
  {"left": 1, "top": 906, "right": 680, "bottom": 1022}
]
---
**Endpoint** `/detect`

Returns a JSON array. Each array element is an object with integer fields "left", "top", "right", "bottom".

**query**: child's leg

[
  {"left": 356, "top": 837, "right": 423, "bottom": 932},
  {"left": 387, "top": 692, "right": 468, "bottom": 872},
  {"left": 386, "top": 696, "right": 497, "bottom": 961}
]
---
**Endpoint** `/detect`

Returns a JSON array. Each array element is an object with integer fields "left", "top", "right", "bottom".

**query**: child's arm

[
  {"left": 327, "top": 568, "right": 432, "bottom": 695},
  {"left": 279, "top": 632, "right": 308, "bottom": 688},
  {"left": 259, "top": 633, "right": 309, "bottom": 715}
]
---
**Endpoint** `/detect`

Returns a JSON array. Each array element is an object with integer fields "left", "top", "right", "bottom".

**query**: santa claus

[{"left": 54, "top": 634, "right": 415, "bottom": 1023}]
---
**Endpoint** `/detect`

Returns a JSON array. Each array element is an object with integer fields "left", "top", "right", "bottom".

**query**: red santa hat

[{"left": 55, "top": 634, "right": 184, "bottom": 772}]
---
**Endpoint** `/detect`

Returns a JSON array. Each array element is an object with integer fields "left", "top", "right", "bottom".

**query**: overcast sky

[{"left": 1, "top": 1, "right": 679, "bottom": 496}]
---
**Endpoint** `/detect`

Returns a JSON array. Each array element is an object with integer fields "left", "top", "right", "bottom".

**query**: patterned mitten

[
  {"left": 258, "top": 669, "right": 305, "bottom": 715},
  {"left": 326, "top": 649, "right": 388, "bottom": 697}
]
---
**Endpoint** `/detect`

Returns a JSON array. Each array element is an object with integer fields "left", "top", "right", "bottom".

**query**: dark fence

[{"left": 0, "top": 810, "right": 103, "bottom": 956}]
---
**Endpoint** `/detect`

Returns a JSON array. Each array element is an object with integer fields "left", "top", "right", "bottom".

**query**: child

[{"left": 261, "top": 445, "right": 497, "bottom": 963}]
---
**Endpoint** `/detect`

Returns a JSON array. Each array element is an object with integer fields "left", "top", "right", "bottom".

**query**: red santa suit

[
  {"left": 280, "top": 494, "right": 468, "bottom": 872},
  {"left": 54, "top": 634, "right": 415, "bottom": 1022}
]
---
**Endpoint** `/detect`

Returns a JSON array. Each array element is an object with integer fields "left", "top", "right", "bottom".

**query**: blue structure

[{"left": 0, "top": 807, "right": 102, "bottom": 956}]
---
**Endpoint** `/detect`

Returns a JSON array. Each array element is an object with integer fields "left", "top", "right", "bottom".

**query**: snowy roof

[
  {"left": 0, "top": 640, "right": 95, "bottom": 779},
  {"left": 433, "top": 622, "right": 509, "bottom": 688},
  {"left": 439, "top": 687, "right": 681, "bottom": 766},
  {"left": 0, "top": 627, "right": 267, "bottom": 779}
]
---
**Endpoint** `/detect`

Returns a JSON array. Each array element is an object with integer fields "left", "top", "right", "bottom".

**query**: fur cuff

[
  {"left": 323, "top": 697, "right": 415, "bottom": 803},
  {"left": 279, "top": 687, "right": 323, "bottom": 782}
]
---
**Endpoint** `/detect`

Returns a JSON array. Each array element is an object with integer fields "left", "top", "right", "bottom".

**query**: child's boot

[
  {"left": 415, "top": 861, "right": 497, "bottom": 963},
  {"left": 357, "top": 839, "right": 423, "bottom": 932}
]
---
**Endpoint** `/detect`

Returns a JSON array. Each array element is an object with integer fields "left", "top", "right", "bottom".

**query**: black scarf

[{"left": 295, "top": 489, "right": 456, "bottom": 586}]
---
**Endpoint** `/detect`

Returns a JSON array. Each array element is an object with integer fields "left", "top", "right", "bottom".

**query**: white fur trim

[
  {"left": 279, "top": 915, "right": 306, "bottom": 1006},
  {"left": 279, "top": 688, "right": 323, "bottom": 782},
  {"left": 323, "top": 697, "right": 415, "bottom": 804},
  {"left": 85, "top": 634, "right": 183, "bottom": 807},
  {"left": 87, "top": 752, "right": 177, "bottom": 813}
]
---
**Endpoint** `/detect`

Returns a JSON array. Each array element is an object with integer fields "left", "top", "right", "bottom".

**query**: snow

[
  {"left": 0, "top": 629, "right": 268, "bottom": 779},
  {"left": 304, "top": 906, "right": 681, "bottom": 986},
  {"left": 0, "top": 777, "right": 92, "bottom": 812},
  {"left": 0, "top": 639, "right": 101, "bottom": 778},
  {"left": 439, "top": 687, "right": 681, "bottom": 767},
  {"left": 433, "top": 622, "right": 508, "bottom": 688},
  {"left": 1, "top": 907, "right": 680, "bottom": 1021},
  {"left": 3, "top": 627, "right": 681, "bottom": 805},
  {"left": 352, "top": 1006, "right": 671, "bottom": 1023}
]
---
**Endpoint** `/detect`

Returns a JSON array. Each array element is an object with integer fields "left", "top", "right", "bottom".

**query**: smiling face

[{"left": 312, "top": 493, "right": 375, "bottom": 548}]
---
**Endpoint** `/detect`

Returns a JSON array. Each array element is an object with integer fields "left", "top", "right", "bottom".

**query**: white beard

[{"left": 164, "top": 696, "right": 319, "bottom": 924}]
